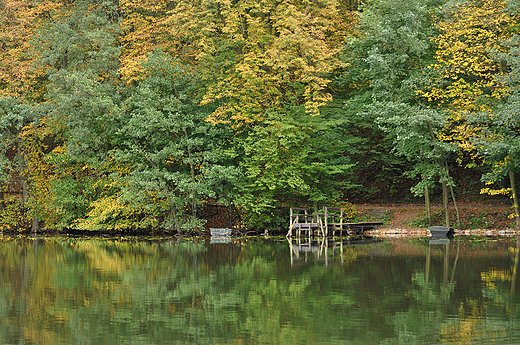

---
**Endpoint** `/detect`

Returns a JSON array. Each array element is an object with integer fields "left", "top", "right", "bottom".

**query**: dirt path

[{"left": 354, "top": 202, "right": 514, "bottom": 230}]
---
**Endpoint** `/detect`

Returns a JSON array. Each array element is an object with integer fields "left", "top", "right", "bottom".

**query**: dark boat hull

[
  {"left": 429, "top": 226, "right": 454, "bottom": 244},
  {"left": 210, "top": 228, "right": 232, "bottom": 236}
]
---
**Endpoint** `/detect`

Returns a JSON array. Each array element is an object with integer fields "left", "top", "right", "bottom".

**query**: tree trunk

[
  {"left": 449, "top": 184, "right": 460, "bottom": 229},
  {"left": 425, "top": 185, "right": 431, "bottom": 227},
  {"left": 440, "top": 159, "right": 459, "bottom": 229},
  {"left": 442, "top": 180, "right": 450, "bottom": 227},
  {"left": 511, "top": 234, "right": 520, "bottom": 296},
  {"left": 428, "top": 123, "right": 452, "bottom": 228},
  {"left": 184, "top": 128, "right": 197, "bottom": 219},
  {"left": 21, "top": 179, "right": 29, "bottom": 203},
  {"left": 510, "top": 171, "right": 520, "bottom": 231},
  {"left": 31, "top": 217, "right": 39, "bottom": 233},
  {"left": 21, "top": 177, "right": 39, "bottom": 232}
]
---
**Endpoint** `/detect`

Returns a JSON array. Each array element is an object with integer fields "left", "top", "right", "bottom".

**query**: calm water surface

[{"left": 0, "top": 235, "right": 519, "bottom": 344}]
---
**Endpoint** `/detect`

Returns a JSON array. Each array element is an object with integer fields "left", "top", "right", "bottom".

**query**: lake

[{"left": 0, "top": 234, "right": 519, "bottom": 344}]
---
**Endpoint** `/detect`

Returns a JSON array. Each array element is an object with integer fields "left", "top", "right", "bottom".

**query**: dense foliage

[{"left": 0, "top": 0, "right": 519, "bottom": 233}]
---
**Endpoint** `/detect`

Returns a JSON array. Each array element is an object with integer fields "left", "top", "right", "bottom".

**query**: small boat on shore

[
  {"left": 210, "top": 228, "right": 233, "bottom": 236},
  {"left": 429, "top": 226, "right": 454, "bottom": 244}
]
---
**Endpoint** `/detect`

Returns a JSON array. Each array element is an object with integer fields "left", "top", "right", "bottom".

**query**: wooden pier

[{"left": 287, "top": 207, "right": 382, "bottom": 237}]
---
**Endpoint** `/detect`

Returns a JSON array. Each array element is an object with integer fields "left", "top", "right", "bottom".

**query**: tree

[
  {"left": 473, "top": 0, "right": 520, "bottom": 230},
  {"left": 0, "top": 98, "right": 42, "bottom": 231},
  {"left": 24, "top": 0, "right": 124, "bottom": 230},
  {"left": 101, "top": 51, "right": 241, "bottom": 233},
  {"left": 31, "top": 0, "right": 242, "bottom": 232},
  {"left": 118, "top": 0, "right": 171, "bottom": 82},
  {"left": 342, "top": 0, "right": 459, "bottom": 226},
  {"left": 418, "top": 0, "right": 514, "bottom": 156},
  {"left": 0, "top": 0, "right": 65, "bottom": 99},
  {"left": 236, "top": 105, "right": 355, "bottom": 229},
  {"left": 158, "top": 1, "right": 361, "bottom": 227},
  {"left": 161, "top": 0, "right": 354, "bottom": 126}
]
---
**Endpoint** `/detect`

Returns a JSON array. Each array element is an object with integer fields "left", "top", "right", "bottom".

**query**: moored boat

[
  {"left": 210, "top": 228, "right": 233, "bottom": 236},
  {"left": 428, "top": 226, "right": 454, "bottom": 244}
]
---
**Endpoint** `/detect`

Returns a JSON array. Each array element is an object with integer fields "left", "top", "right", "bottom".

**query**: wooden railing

[{"left": 288, "top": 206, "right": 383, "bottom": 237}]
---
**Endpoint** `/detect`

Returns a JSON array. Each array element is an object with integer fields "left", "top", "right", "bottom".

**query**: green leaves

[
  {"left": 6, "top": 0, "right": 520, "bottom": 232},
  {"left": 475, "top": 2, "right": 520, "bottom": 187},
  {"left": 105, "top": 51, "right": 241, "bottom": 232},
  {"left": 0, "top": 98, "right": 35, "bottom": 183},
  {"left": 349, "top": 0, "right": 441, "bottom": 97},
  {"left": 236, "top": 104, "right": 356, "bottom": 229},
  {"left": 343, "top": 0, "right": 457, "bottom": 198}
]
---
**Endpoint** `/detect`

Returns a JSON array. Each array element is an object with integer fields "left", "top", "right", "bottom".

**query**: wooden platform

[{"left": 287, "top": 207, "right": 383, "bottom": 237}]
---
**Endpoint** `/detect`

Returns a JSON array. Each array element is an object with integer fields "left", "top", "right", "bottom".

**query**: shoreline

[{"left": 366, "top": 227, "right": 518, "bottom": 238}]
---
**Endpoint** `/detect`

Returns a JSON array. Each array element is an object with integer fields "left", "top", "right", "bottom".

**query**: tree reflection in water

[{"left": 0, "top": 235, "right": 518, "bottom": 344}]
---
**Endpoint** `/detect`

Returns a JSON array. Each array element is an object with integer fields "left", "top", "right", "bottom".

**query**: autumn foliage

[{"left": 1, "top": 0, "right": 520, "bottom": 233}]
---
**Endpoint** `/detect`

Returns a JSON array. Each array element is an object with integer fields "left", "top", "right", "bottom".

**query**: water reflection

[
  {"left": 287, "top": 237, "right": 382, "bottom": 266},
  {"left": 0, "top": 235, "right": 519, "bottom": 344}
]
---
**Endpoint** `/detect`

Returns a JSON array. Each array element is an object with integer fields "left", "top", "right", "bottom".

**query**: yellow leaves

[
  {"left": 481, "top": 268, "right": 513, "bottom": 289},
  {"left": 74, "top": 195, "right": 124, "bottom": 231},
  {"left": 74, "top": 192, "right": 163, "bottom": 231},
  {"left": 430, "top": 0, "right": 512, "bottom": 86},
  {"left": 0, "top": 0, "right": 69, "bottom": 98},
  {"left": 116, "top": 0, "right": 359, "bottom": 125},
  {"left": 416, "top": 0, "right": 518, "bottom": 159},
  {"left": 14, "top": 119, "right": 59, "bottom": 226},
  {"left": 119, "top": 0, "right": 171, "bottom": 82},
  {"left": 481, "top": 187, "right": 511, "bottom": 195},
  {"left": 168, "top": 0, "right": 353, "bottom": 126}
]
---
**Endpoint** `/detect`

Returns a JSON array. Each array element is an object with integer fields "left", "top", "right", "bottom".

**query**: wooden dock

[{"left": 287, "top": 207, "right": 382, "bottom": 237}]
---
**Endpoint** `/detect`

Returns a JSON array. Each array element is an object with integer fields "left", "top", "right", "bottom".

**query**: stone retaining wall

[{"left": 365, "top": 228, "right": 518, "bottom": 238}]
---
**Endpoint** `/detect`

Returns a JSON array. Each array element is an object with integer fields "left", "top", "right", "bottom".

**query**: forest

[{"left": 0, "top": 0, "right": 519, "bottom": 233}]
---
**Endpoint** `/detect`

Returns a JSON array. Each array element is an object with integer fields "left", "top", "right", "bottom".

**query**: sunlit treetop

[
  {"left": 159, "top": 0, "right": 357, "bottom": 127},
  {"left": 416, "top": 0, "right": 517, "bottom": 155},
  {"left": 419, "top": 0, "right": 514, "bottom": 112},
  {"left": 0, "top": 0, "right": 69, "bottom": 99},
  {"left": 118, "top": 0, "right": 173, "bottom": 83}
]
